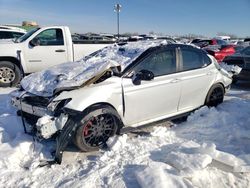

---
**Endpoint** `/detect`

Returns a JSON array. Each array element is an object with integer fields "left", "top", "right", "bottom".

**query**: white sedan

[{"left": 11, "top": 40, "right": 232, "bottom": 163}]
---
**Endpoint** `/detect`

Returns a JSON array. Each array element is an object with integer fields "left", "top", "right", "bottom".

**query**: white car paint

[
  {"left": 53, "top": 56, "right": 231, "bottom": 128},
  {"left": 11, "top": 42, "right": 232, "bottom": 140}
]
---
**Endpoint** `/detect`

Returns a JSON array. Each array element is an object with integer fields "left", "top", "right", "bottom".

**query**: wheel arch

[
  {"left": 204, "top": 82, "right": 225, "bottom": 105},
  {"left": 0, "top": 56, "right": 24, "bottom": 75},
  {"left": 65, "top": 101, "right": 124, "bottom": 130},
  {"left": 82, "top": 102, "right": 124, "bottom": 128}
]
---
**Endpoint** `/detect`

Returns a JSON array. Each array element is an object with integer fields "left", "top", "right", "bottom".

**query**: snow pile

[
  {"left": 0, "top": 133, "right": 42, "bottom": 169},
  {"left": 0, "top": 88, "right": 250, "bottom": 187},
  {"left": 164, "top": 142, "right": 213, "bottom": 175},
  {"left": 136, "top": 162, "right": 192, "bottom": 188},
  {"left": 21, "top": 40, "right": 167, "bottom": 97}
]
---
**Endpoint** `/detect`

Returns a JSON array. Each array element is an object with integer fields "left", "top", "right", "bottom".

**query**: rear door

[
  {"left": 24, "top": 28, "right": 68, "bottom": 73},
  {"left": 122, "top": 47, "right": 182, "bottom": 126},
  {"left": 177, "top": 47, "right": 215, "bottom": 111}
]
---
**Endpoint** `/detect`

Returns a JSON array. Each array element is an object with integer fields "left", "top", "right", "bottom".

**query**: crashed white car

[{"left": 11, "top": 40, "right": 232, "bottom": 163}]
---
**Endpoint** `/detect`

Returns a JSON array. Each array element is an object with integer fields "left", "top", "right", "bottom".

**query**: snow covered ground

[{"left": 0, "top": 83, "right": 250, "bottom": 188}]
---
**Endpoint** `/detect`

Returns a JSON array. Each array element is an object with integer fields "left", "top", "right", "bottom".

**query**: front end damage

[{"left": 11, "top": 91, "right": 77, "bottom": 164}]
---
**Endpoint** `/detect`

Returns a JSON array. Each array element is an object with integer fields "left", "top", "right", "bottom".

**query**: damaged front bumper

[
  {"left": 11, "top": 91, "right": 69, "bottom": 139},
  {"left": 11, "top": 90, "right": 78, "bottom": 164}
]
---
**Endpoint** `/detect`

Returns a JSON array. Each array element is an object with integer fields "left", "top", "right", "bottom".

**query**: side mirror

[
  {"left": 29, "top": 38, "right": 40, "bottom": 47},
  {"left": 132, "top": 69, "right": 154, "bottom": 85}
]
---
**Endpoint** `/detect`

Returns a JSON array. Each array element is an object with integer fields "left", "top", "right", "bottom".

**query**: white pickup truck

[{"left": 0, "top": 26, "right": 114, "bottom": 87}]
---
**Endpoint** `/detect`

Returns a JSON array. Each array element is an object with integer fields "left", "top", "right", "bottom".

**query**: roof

[{"left": 0, "top": 26, "right": 26, "bottom": 33}]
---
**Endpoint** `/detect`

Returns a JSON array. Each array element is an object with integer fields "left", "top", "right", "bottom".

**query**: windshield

[{"left": 16, "top": 28, "right": 40, "bottom": 43}]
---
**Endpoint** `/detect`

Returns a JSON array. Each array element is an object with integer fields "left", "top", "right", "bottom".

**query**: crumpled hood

[
  {"left": 21, "top": 60, "right": 118, "bottom": 97},
  {"left": 21, "top": 41, "right": 166, "bottom": 97}
]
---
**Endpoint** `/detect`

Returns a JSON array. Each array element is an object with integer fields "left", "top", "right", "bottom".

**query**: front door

[
  {"left": 24, "top": 28, "right": 68, "bottom": 73},
  {"left": 122, "top": 47, "right": 181, "bottom": 126}
]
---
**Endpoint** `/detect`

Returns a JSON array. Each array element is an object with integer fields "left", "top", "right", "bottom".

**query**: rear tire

[
  {"left": 74, "top": 105, "right": 122, "bottom": 152},
  {"left": 0, "top": 61, "right": 22, "bottom": 87},
  {"left": 205, "top": 84, "right": 225, "bottom": 107}
]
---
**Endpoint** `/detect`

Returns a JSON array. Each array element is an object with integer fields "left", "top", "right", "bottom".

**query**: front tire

[
  {"left": 0, "top": 61, "right": 22, "bottom": 87},
  {"left": 205, "top": 84, "right": 225, "bottom": 107},
  {"left": 74, "top": 106, "right": 121, "bottom": 152}
]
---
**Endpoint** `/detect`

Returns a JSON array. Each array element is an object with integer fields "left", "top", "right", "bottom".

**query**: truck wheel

[
  {"left": 74, "top": 106, "right": 122, "bottom": 152},
  {"left": 205, "top": 84, "right": 225, "bottom": 107},
  {"left": 0, "top": 61, "right": 22, "bottom": 87}
]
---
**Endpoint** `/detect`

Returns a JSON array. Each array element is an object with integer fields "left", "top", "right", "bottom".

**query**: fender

[
  {"left": 0, "top": 56, "right": 25, "bottom": 74},
  {"left": 53, "top": 77, "right": 124, "bottom": 119},
  {"left": 0, "top": 41, "right": 28, "bottom": 73}
]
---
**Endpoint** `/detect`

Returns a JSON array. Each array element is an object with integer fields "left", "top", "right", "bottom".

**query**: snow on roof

[{"left": 21, "top": 40, "right": 168, "bottom": 97}]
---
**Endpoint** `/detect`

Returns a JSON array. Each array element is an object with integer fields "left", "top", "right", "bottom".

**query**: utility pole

[{"left": 114, "top": 3, "right": 122, "bottom": 40}]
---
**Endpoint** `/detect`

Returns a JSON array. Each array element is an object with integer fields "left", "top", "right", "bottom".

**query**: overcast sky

[{"left": 0, "top": 0, "right": 250, "bottom": 37}]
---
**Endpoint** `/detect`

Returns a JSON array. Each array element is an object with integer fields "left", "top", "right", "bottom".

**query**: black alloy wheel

[
  {"left": 82, "top": 114, "right": 116, "bottom": 147},
  {"left": 205, "top": 84, "right": 225, "bottom": 107},
  {"left": 74, "top": 106, "right": 121, "bottom": 151}
]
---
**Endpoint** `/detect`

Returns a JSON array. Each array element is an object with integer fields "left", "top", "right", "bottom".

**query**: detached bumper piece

[{"left": 54, "top": 118, "right": 78, "bottom": 164}]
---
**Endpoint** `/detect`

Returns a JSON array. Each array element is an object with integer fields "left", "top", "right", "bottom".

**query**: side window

[
  {"left": 181, "top": 49, "right": 205, "bottom": 71},
  {"left": 133, "top": 49, "right": 176, "bottom": 77},
  {"left": 0, "top": 31, "right": 13, "bottom": 39},
  {"left": 34, "top": 29, "right": 64, "bottom": 46}
]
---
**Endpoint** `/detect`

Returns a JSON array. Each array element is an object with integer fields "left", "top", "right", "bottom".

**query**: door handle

[
  {"left": 170, "top": 79, "right": 181, "bottom": 83},
  {"left": 55, "top": 49, "right": 65, "bottom": 52}
]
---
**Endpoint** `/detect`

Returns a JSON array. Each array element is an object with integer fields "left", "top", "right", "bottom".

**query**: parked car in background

[
  {"left": 244, "top": 38, "right": 250, "bottom": 43},
  {"left": 191, "top": 38, "right": 228, "bottom": 48},
  {"left": 0, "top": 25, "right": 26, "bottom": 33},
  {"left": 223, "top": 46, "right": 250, "bottom": 82},
  {"left": 0, "top": 26, "right": 115, "bottom": 87},
  {"left": 72, "top": 33, "right": 117, "bottom": 43},
  {"left": 214, "top": 36, "right": 231, "bottom": 42},
  {"left": 11, "top": 41, "right": 232, "bottom": 163},
  {"left": 0, "top": 28, "right": 26, "bottom": 40},
  {"left": 205, "top": 45, "right": 244, "bottom": 62}
]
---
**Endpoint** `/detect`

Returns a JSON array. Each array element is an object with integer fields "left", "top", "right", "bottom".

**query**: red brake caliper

[{"left": 83, "top": 120, "right": 93, "bottom": 136}]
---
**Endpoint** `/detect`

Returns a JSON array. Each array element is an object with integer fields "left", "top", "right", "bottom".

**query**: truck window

[{"left": 34, "top": 29, "right": 64, "bottom": 46}]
